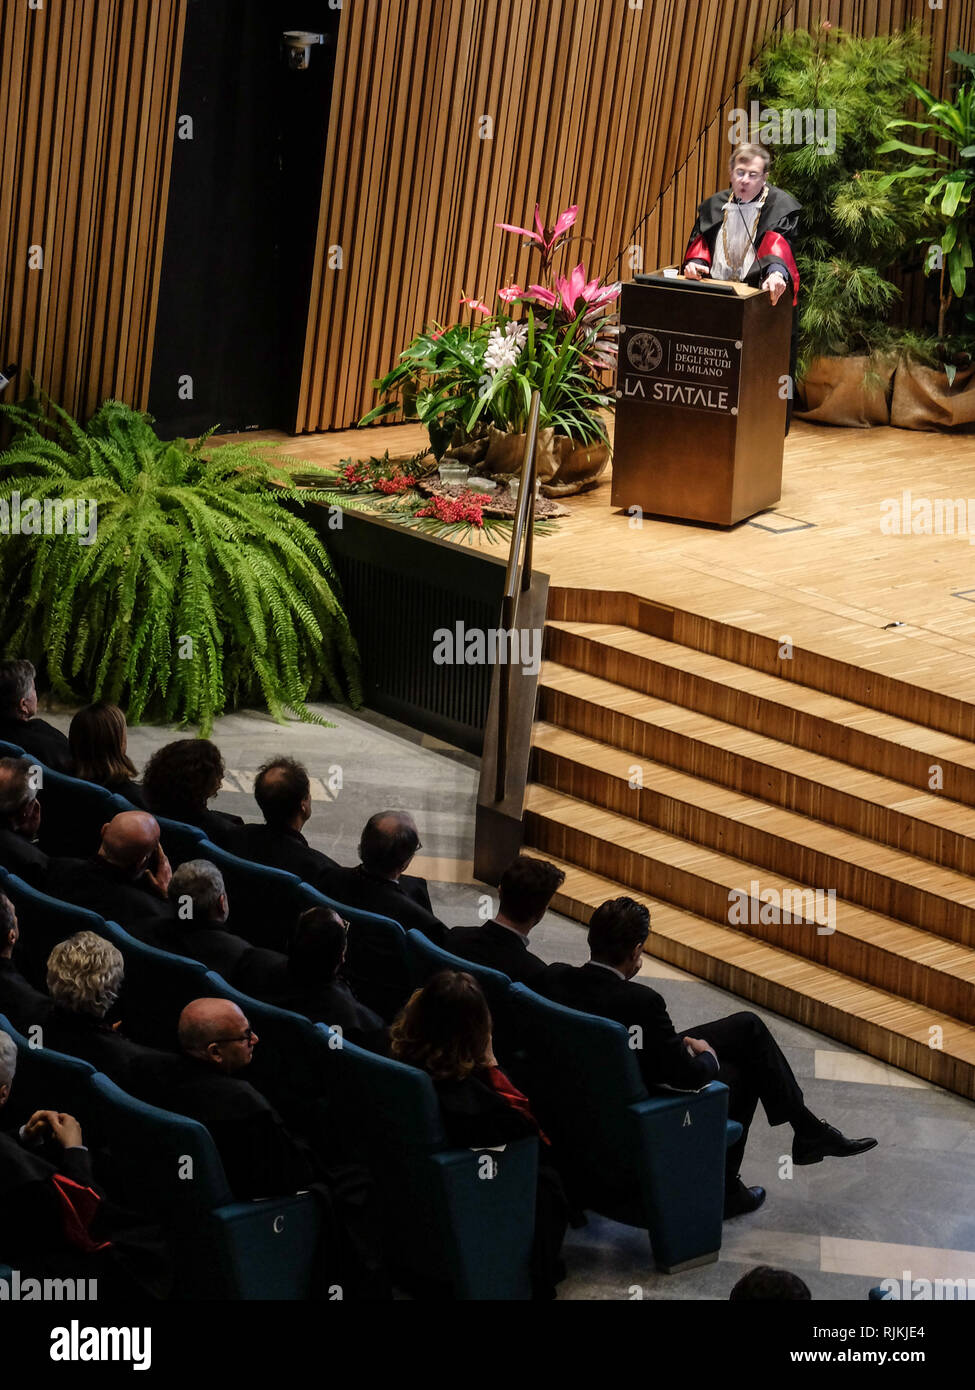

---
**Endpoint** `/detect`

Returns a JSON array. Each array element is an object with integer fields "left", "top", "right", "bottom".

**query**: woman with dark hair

[
  {"left": 68, "top": 702, "right": 146, "bottom": 808},
  {"left": 391, "top": 970, "right": 567, "bottom": 1298},
  {"left": 141, "top": 738, "right": 244, "bottom": 849}
]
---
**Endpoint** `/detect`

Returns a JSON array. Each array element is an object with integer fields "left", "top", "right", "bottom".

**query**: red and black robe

[{"left": 682, "top": 185, "right": 801, "bottom": 304}]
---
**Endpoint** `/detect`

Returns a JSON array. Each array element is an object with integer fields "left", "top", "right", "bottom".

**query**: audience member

[
  {"left": 0, "top": 755, "right": 49, "bottom": 884},
  {"left": 538, "top": 897, "right": 877, "bottom": 1218},
  {"left": 44, "top": 932, "right": 177, "bottom": 1093},
  {"left": 238, "top": 757, "right": 339, "bottom": 886},
  {"left": 391, "top": 970, "right": 567, "bottom": 1299},
  {"left": 154, "top": 998, "right": 315, "bottom": 1200},
  {"left": 45, "top": 811, "right": 175, "bottom": 927},
  {"left": 0, "top": 890, "right": 52, "bottom": 1032},
  {"left": 0, "top": 1030, "right": 170, "bottom": 1296},
  {"left": 147, "top": 859, "right": 289, "bottom": 997},
  {"left": 729, "top": 1265, "right": 812, "bottom": 1300},
  {"left": 0, "top": 658, "right": 73, "bottom": 773},
  {"left": 68, "top": 702, "right": 146, "bottom": 808},
  {"left": 141, "top": 738, "right": 244, "bottom": 849},
  {"left": 449, "top": 855, "right": 565, "bottom": 984},
  {"left": 265, "top": 907, "right": 386, "bottom": 1052},
  {"left": 322, "top": 811, "right": 447, "bottom": 945}
]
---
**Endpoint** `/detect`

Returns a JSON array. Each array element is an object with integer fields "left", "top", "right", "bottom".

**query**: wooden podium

[{"left": 611, "top": 273, "right": 792, "bottom": 525}]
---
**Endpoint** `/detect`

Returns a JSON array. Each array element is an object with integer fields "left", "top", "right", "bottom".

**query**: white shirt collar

[{"left": 587, "top": 959, "right": 627, "bottom": 981}]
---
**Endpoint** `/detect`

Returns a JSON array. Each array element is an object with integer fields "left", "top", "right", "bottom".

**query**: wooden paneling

[
  {"left": 0, "top": 0, "right": 185, "bottom": 418},
  {"left": 297, "top": 0, "right": 975, "bottom": 433}
]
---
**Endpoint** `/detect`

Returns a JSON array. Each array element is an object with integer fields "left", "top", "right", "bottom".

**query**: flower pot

[
  {"left": 890, "top": 362, "right": 975, "bottom": 432},
  {"left": 541, "top": 437, "right": 611, "bottom": 497},
  {"left": 483, "top": 424, "right": 558, "bottom": 475},
  {"left": 795, "top": 355, "right": 893, "bottom": 427}
]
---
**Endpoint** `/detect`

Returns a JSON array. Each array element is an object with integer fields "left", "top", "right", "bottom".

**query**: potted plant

[
  {"left": 0, "top": 393, "right": 360, "bottom": 732},
  {"left": 879, "top": 50, "right": 975, "bottom": 429},
  {"left": 746, "top": 24, "right": 930, "bottom": 426},
  {"left": 360, "top": 205, "right": 618, "bottom": 495}
]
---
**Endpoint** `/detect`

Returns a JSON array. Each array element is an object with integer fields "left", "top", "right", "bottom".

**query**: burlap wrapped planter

[
  {"left": 890, "top": 362, "right": 975, "bottom": 432},
  {"left": 482, "top": 425, "right": 610, "bottom": 496},
  {"left": 795, "top": 355, "right": 893, "bottom": 427}
]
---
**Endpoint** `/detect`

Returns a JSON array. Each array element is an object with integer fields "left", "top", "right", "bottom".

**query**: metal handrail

[{"left": 494, "top": 390, "right": 540, "bottom": 803}]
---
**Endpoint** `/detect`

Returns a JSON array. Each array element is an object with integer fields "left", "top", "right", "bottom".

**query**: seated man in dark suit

[
  {"left": 154, "top": 997, "right": 315, "bottom": 1200},
  {"left": 238, "top": 757, "right": 339, "bottom": 888},
  {"left": 448, "top": 855, "right": 565, "bottom": 985},
  {"left": 44, "top": 931, "right": 180, "bottom": 1095},
  {"left": 141, "top": 738, "right": 244, "bottom": 851},
  {"left": 321, "top": 810, "right": 447, "bottom": 945},
  {"left": 265, "top": 906, "right": 386, "bottom": 1053},
  {"left": 0, "top": 889, "right": 52, "bottom": 1033},
  {"left": 0, "top": 658, "right": 74, "bottom": 774},
  {"left": 147, "top": 858, "right": 288, "bottom": 997},
  {"left": 45, "top": 810, "right": 176, "bottom": 929},
  {"left": 0, "top": 755, "right": 49, "bottom": 885},
  {"left": 538, "top": 897, "right": 877, "bottom": 1219}
]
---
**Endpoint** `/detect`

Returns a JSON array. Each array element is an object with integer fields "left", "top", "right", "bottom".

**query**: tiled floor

[{"left": 42, "top": 700, "right": 975, "bottom": 1302}]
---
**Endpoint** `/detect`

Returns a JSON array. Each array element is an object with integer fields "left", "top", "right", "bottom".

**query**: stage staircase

[{"left": 521, "top": 590, "right": 975, "bottom": 1100}]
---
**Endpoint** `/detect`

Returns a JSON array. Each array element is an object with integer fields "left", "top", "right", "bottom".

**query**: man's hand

[
  {"left": 25, "top": 1110, "right": 84, "bottom": 1149},
  {"left": 683, "top": 1036, "right": 719, "bottom": 1063},
  {"left": 763, "top": 271, "right": 787, "bottom": 306},
  {"left": 683, "top": 262, "right": 709, "bottom": 281},
  {"left": 144, "top": 843, "right": 172, "bottom": 900}
]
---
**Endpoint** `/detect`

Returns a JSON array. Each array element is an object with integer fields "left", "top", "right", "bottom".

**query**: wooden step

[
  {"left": 537, "top": 855, "right": 975, "bottom": 1100},
  {"left": 546, "top": 621, "right": 975, "bottom": 803},
  {"left": 538, "top": 661, "right": 975, "bottom": 875},
  {"left": 523, "top": 785, "right": 975, "bottom": 1021},
  {"left": 531, "top": 722, "right": 975, "bottom": 945}
]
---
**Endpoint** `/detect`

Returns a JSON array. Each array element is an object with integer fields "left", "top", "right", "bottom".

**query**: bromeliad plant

[
  {"left": 360, "top": 204, "right": 619, "bottom": 456},
  {"left": 0, "top": 394, "right": 361, "bottom": 733}
]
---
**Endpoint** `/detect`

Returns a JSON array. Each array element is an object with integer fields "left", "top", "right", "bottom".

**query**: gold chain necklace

[{"left": 721, "top": 184, "right": 769, "bottom": 275}]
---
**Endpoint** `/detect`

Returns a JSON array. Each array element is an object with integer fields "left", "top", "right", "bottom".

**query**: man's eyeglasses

[{"left": 211, "top": 1027, "right": 257, "bottom": 1045}]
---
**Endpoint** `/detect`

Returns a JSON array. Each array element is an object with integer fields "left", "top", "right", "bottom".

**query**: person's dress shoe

[
  {"left": 724, "top": 1179, "right": 766, "bottom": 1218},
  {"left": 793, "top": 1121, "right": 878, "bottom": 1166}
]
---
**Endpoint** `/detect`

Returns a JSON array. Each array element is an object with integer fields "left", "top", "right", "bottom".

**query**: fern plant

[{"left": 0, "top": 395, "right": 361, "bottom": 733}]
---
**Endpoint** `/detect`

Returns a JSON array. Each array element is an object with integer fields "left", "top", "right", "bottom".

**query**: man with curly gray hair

[{"left": 44, "top": 931, "right": 178, "bottom": 1094}]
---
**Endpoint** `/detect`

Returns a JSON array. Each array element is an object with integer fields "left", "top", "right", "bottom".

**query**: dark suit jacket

[
  {"left": 321, "top": 865, "right": 447, "bottom": 946},
  {"left": 43, "top": 1007, "right": 181, "bottom": 1096},
  {"left": 537, "top": 962, "right": 719, "bottom": 1092},
  {"left": 237, "top": 823, "right": 339, "bottom": 889},
  {"left": 105, "top": 778, "right": 148, "bottom": 810},
  {"left": 151, "top": 1056, "right": 315, "bottom": 1200},
  {"left": 434, "top": 1070, "right": 539, "bottom": 1149},
  {"left": 0, "top": 956, "right": 53, "bottom": 1032},
  {"left": 45, "top": 855, "right": 177, "bottom": 928},
  {"left": 0, "top": 715, "right": 73, "bottom": 774},
  {"left": 267, "top": 975, "right": 387, "bottom": 1053},
  {"left": 447, "top": 921, "right": 546, "bottom": 986},
  {"left": 135, "top": 919, "right": 290, "bottom": 998},
  {"left": 0, "top": 827, "right": 49, "bottom": 885}
]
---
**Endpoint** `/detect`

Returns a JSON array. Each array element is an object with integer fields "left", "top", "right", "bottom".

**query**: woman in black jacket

[{"left": 390, "top": 969, "right": 567, "bottom": 1298}]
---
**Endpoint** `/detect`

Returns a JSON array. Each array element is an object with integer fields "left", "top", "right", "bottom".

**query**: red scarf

[
  {"left": 484, "top": 1067, "right": 551, "bottom": 1146},
  {"left": 52, "top": 1174, "right": 112, "bottom": 1253}
]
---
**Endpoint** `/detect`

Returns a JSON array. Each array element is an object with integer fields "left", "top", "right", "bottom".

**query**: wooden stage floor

[{"left": 225, "top": 418, "right": 975, "bottom": 708}]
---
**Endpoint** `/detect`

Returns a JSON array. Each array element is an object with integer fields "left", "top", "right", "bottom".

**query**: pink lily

[
  {"left": 459, "top": 293, "right": 492, "bottom": 316},
  {"left": 552, "top": 263, "right": 620, "bottom": 315},
  {"left": 497, "top": 284, "right": 524, "bottom": 304},
  {"left": 496, "top": 204, "right": 578, "bottom": 255}
]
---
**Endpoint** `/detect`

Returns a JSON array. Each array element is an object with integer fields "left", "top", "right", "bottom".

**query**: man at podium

[{"left": 681, "top": 142, "right": 800, "bottom": 423}]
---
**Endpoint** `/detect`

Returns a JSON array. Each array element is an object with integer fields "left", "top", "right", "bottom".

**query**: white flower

[{"left": 483, "top": 320, "right": 528, "bottom": 374}]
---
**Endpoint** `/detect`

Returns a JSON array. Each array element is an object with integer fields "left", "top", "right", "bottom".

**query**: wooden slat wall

[
  {"left": 0, "top": 0, "right": 186, "bottom": 418},
  {"left": 297, "top": 0, "right": 975, "bottom": 433}
]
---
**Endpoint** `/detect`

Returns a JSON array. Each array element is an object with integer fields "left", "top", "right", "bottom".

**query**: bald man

[
  {"left": 237, "top": 757, "right": 339, "bottom": 889},
  {"left": 44, "top": 811, "right": 177, "bottom": 927},
  {"left": 150, "top": 998, "right": 314, "bottom": 1200}
]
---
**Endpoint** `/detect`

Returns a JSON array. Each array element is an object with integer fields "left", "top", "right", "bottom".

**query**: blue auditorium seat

[
  {"left": 88, "top": 1072, "right": 324, "bottom": 1299},
  {"left": 33, "top": 764, "right": 132, "bottom": 858},
  {"left": 509, "top": 982, "right": 737, "bottom": 1273},
  {"left": 173, "top": 839, "right": 303, "bottom": 950},
  {"left": 403, "top": 928, "right": 524, "bottom": 1066},
  {"left": 0, "top": 1012, "right": 97, "bottom": 1123},
  {"left": 155, "top": 815, "right": 207, "bottom": 868},
  {"left": 0, "top": 872, "right": 107, "bottom": 989},
  {"left": 0, "top": 739, "right": 26, "bottom": 757},
  {"left": 315, "top": 1024, "right": 538, "bottom": 1299}
]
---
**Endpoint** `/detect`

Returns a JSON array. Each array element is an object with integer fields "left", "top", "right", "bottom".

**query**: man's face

[
  {"left": 730, "top": 158, "right": 766, "bottom": 201},
  {"left": 209, "top": 1010, "right": 258, "bottom": 1073}
]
